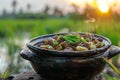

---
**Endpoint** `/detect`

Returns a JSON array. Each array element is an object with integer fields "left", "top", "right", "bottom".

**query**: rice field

[{"left": 0, "top": 19, "right": 120, "bottom": 45}]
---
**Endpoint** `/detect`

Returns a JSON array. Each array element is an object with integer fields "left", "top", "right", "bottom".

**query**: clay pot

[{"left": 20, "top": 33, "right": 120, "bottom": 80}]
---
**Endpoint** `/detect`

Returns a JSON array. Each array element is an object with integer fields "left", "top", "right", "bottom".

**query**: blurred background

[{"left": 0, "top": 0, "right": 120, "bottom": 78}]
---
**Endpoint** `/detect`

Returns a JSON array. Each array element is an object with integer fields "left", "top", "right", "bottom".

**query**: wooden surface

[
  {"left": 2, "top": 70, "right": 105, "bottom": 80},
  {"left": 4, "top": 71, "right": 43, "bottom": 80}
]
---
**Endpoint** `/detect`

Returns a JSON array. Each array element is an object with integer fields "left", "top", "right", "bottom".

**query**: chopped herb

[{"left": 61, "top": 35, "right": 80, "bottom": 44}]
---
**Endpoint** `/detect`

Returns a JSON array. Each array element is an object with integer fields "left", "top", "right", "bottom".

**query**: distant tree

[
  {"left": 84, "top": 3, "right": 97, "bottom": 19},
  {"left": 58, "top": 10, "right": 64, "bottom": 17},
  {"left": 53, "top": 7, "right": 57, "bottom": 16},
  {"left": 43, "top": 5, "right": 50, "bottom": 15},
  {"left": 53, "top": 6, "right": 62, "bottom": 16},
  {"left": 71, "top": 3, "right": 79, "bottom": 13},
  {"left": 27, "top": 3, "right": 31, "bottom": 13},
  {"left": 12, "top": 0, "right": 17, "bottom": 14},
  {"left": 19, "top": 8, "right": 23, "bottom": 14},
  {"left": 2, "top": 9, "right": 7, "bottom": 16}
]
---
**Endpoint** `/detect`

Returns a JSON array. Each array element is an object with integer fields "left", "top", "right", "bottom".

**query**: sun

[{"left": 98, "top": 4, "right": 109, "bottom": 13}]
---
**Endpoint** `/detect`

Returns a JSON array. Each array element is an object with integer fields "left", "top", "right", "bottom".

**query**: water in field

[
  {"left": 0, "top": 46, "right": 9, "bottom": 73},
  {"left": 0, "top": 35, "right": 31, "bottom": 74}
]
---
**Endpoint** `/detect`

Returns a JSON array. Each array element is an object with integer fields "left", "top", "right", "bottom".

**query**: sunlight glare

[{"left": 98, "top": 4, "right": 109, "bottom": 13}]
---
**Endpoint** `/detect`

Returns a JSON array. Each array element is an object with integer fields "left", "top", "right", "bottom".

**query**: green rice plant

[
  {"left": 104, "top": 73, "right": 120, "bottom": 80},
  {"left": 102, "top": 57, "right": 120, "bottom": 76},
  {"left": 0, "top": 67, "right": 10, "bottom": 78}
]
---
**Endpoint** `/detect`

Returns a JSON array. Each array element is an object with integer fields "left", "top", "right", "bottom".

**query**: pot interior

[{"left": 27, "top": 33, "right": 111, "bottom": 57}]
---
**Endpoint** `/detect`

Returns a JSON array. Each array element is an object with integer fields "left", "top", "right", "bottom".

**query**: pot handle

[
  {"left": 107, "top": 45, "right": 120, "bottom": 59},
  {"left": 20, "top": 48, "right": 35, "bottom": 61}
]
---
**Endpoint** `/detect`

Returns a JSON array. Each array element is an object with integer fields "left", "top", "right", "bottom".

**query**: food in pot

[{"left": 39, "top": 33, "right": 105, "bottom": 51}]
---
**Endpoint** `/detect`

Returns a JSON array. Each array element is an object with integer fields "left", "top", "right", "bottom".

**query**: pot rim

[{"left": 27, "top": 32, "right": 111, "bottom": 57}]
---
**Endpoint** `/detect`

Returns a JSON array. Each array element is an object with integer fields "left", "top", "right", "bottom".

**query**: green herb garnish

[{"left": 61, "top": 35, "right": 80, "bottom": 44}]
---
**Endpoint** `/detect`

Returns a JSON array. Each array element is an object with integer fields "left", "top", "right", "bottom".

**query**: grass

[
  {"left": 103, "top": 57, "right": 120, "bottom": 76},
  {"left": 0, "top": 18, "right": 72, "bottom": 38},
  {"left": 0, "top": 19, "right": 120, "bottom": 43},
  {"left": 104, "top": 73, "right": 120, "bottom": 80}
]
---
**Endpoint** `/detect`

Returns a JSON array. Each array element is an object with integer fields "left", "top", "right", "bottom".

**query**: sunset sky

[{"left": 0, "top": 0, "right": 120, "bottom": 14}]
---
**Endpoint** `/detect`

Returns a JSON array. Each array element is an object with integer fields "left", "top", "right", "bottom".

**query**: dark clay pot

[{"left": 20, "top": 33, "right": 120, "bottom": 80}]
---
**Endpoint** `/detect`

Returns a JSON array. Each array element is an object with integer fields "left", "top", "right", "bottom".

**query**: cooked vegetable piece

[
  {"left": 46, "top": 45, "right": 53, "bottom": 50},
  {"left": 96, "top": 42, "right": 105, "bottom": 48},
  {"left": 85, "top": 38, "right": 90, "bottom": 42},
  {"left": 80, "top": 37, "right": 87, "bottom": 43},
  {"left": 40, "top": 45, "right": 53, "bottom": 50},
  {"left": 76, "top": 46, "right": 88, "bottom": 51},
  {"left": 55, "top": 45, "right": 63, "bottom": 50},
  {"left": 60, "top": 41, "right": 68, "bottom": 49},
  {"left": 40, "top": 45, "right": 47, "bottom": 49},
  {"left": 52, "top": 39, "right": 58, "bottom": 45},
  {"left": 64, "top": 47, "right": 73, "bottom": 51},
  {"left": 89, "top": 44, "right": 96, "bottom": 49}
]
